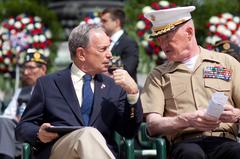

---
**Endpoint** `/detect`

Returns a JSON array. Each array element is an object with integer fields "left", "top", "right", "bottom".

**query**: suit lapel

[
  {"left": 111, "top": 33, "right": 125, "bottom": 55},
  {"left": 54, "top": 67, "right": 84, "bottom": 124},
  {"left": 89, "top": 74, "right": 108, "bottom": 125}
]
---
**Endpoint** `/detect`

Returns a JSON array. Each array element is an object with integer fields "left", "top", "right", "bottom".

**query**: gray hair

[{"left": 68, "top": 23, "right": 103, "bottom": 59}]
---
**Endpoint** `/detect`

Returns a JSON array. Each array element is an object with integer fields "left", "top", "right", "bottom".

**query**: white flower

[
  {"left": 141, "top": 40, "right": 148, "bottom": 47},
  {"left": 217, "top": 25, "right": 227, "bottom": 33},
  {"left": 143, "top": 32, "right": 150, "bottom": 40},
  {"left": 224, "top": 29, "right": 232, "bottom": 36},
  {"left": 8, "top": 18, "right": 15, "bottom": 25},
  {"left": 21, "top": 17, "right": 30, "bottom": 24},
  {"left": 159, "top": 1, "right": 169, "bottom": 7},
  {"left": 212, "top": 35, "right": 221, "bottom": 44},
  {"left": 2, "top": 49, "right": 8, "bottom": 55},
  {"left": 220, "top": 17, "right": 227, "bottom": 24},
  {"left": 209, "top": 25, "right": 216, "bottom": 32},
  {"left": 4, "top": 58, "right": 10, "bottom": 64},
  {"left": 39, "top": 35, "right": 46, "bottom": 42},
  {"left": 2, "top": 41, "right": 10, "bottom": 51},
  {"left": 43, "top": 49, "right": 50, "bottom": 57},
  {"left": 231, "top": 35, "right": 238, "bottom": 43},
  {"left": 27, "top": 36, "right": 33, "bottom": 43},
  {"left": 35, "top": 23, "right": 42, "bottom": 29},
  {"left": 227, "top": 21, "right": 237, "bottom": 30},
  {"left": 45, "top": 30, "right": 52, "bottom": 39},
  {"left": 2, "top": 34, "right": 9, "bottom": 41},
  {"left": 33, "top": 35, "right": 39, "bottom": 42},
  {"left": 14, "top": 21, "right": 22, "bottom": 29},
  {"left": 209, "top": 16, "right": 220, "bottom": 24},
  {"left": 233, "top": 17, "right": 240, "bottom": 23},
  {"left": 205, "top": 36, "right": 212, "bottom": 44},
  {"left": 206, "top": 36, "right": 221, "bottom": 45},
  {"left": 221, "top": 13, "right": 233, "bottom": 19},
  {"left": 27, "top": 48, "right": 37, "bottom": 53},
  {"left": 93, "top": 17, "right": 101, "bottom": 24},
  {"left": 142, "top": 6, "right": 153, "bottom": 14},
  {"left": 27, "top": 24, "right": 34, "bottom": 30},
  {"left": 80, "top": 21, "right": 85, "bottom": 25},
  {"left": 136, "top": 21, "right": 145, "bottom": 30}
]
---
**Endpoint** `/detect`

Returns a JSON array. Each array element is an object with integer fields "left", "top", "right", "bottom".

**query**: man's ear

[
  {"left": 186, "top": 26, "right": 193, "bottom": 40},
  {"left": 76, "top": 47, "right": 86, "bottom": 61},
  {"left": 115, "top": 19, "right": 121, "bottom": 27},
  {"left": 40, "top": 64, "right": 47, "bottom": 75}
]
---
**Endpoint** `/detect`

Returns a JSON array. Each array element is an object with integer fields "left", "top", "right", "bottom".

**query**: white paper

[{"left": 206, "top": 92, "right": 228, "bottom": 119}]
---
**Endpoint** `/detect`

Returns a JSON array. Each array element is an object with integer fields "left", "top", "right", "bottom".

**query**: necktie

[{"left": 81, "top": 74, "right": 94, "bottom": 126}]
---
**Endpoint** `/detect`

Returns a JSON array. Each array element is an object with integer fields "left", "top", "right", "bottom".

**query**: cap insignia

[
  {"left": 223, "top": 42, "right": 230, "bottom": 50},
  {"left": 150, "top": 15, "right": 156, "bottom": 21}
]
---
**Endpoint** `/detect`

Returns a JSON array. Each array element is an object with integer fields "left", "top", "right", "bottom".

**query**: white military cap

[{"left": 144, "top": 6, "right": 196, "bottom": 37}]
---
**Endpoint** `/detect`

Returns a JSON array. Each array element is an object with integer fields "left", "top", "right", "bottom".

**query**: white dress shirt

[{"left": 71, "top": 63, "right": 94, "bottom": 107}]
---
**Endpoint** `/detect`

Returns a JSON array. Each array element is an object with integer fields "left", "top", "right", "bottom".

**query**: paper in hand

[{"left": 206, "top": 92, "right": 228, "bottom": 119}]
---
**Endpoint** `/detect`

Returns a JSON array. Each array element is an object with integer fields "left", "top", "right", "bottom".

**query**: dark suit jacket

[
  {"left": 15, "top": 65, "right": 143, "bottom": 159},
  {"left": 111, "top": 32, "right": 139, "bottom": 82}
]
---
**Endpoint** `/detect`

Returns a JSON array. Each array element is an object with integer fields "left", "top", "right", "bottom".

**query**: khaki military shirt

[{"left": 141, "top": 47, "right": 240, "bottom": 141}]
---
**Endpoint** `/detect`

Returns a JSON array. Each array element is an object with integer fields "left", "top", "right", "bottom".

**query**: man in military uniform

[
  {"left": 141, "top": 6, "right": 240, "bottom": 159},
  {"left": 0, "top": 51, "right": 47, "bottom": 159},
  {"left": 214, "top": 40, "right": 240, "bottom": 62}
]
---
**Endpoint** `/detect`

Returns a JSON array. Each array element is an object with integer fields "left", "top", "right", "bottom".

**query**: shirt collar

[
  {"left": 111, "top": 29, "right": 124, "bottom": 43},
  {"left": 71, "top": 63, "right": 85, "bottom": 83}
]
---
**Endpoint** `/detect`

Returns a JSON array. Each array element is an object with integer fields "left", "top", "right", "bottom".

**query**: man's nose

[
  {"left": 107, "top": 49, "right": 112, "bottom": 58},
  {"left": 23, "top": 69, "right": 30, "bottom": 75}
]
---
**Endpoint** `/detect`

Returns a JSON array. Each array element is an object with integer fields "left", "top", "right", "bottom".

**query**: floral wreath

[
  {"left": 136, "top": 1, "right": 176, "bottom": 65},
  {"left": 79, "top": 12, "right": 101, "bottom": 25},
  {"left": 205, "top": 13, "right": 240, "bottom": 49},
  {"left": 0, "top": 13, "right": 52, "bottom": 77}
]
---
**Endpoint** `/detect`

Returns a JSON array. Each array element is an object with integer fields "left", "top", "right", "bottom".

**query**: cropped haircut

[
  {"left": 102, "top": 8, "right": 125, "bottom": 28},
  {"left": 68, "top": 23, "right": 102, "bottom": 59}
]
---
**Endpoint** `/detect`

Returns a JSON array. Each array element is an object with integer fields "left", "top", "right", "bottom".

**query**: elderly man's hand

[
  {"left": 38, "top": 123, "right": 59, "bottom": 143},
  {"left": 112, "top": 69, "right": 138, "bottom": 94},
  {"left": 219, "top": 105, "right": 240, "bottom": 123},
  {"left": 187, "top": 109, "right": 220, "bottom": 131}
]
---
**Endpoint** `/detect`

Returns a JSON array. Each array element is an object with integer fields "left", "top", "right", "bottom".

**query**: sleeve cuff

[{"left": 127, "top": 92, "right": 139, "bottom": 105}]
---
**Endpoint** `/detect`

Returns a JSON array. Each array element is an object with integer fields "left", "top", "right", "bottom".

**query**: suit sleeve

[
  {"left": 121, "top": 38, "right": 139, "bottom": 81},
  {"left": 15, "top": 78, "right": 45, "bottom": 144},
  {"left": 114, "top": 88, "right": 143, "bottom": 138}
]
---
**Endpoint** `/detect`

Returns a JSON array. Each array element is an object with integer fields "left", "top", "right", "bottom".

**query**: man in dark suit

[
  {"left": 0, "top": 51, "right": 47, "bottom": 159},
  {"left": 101, "top": 8, "right": 139, "bottom": 82},
  {"left": 15, "top": 23, "right": 143, "bottom": 159}
]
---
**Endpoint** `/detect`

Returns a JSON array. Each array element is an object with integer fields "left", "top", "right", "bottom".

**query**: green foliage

[{"left": 124, "top": 0, "right": 240, "bottom": 73}]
